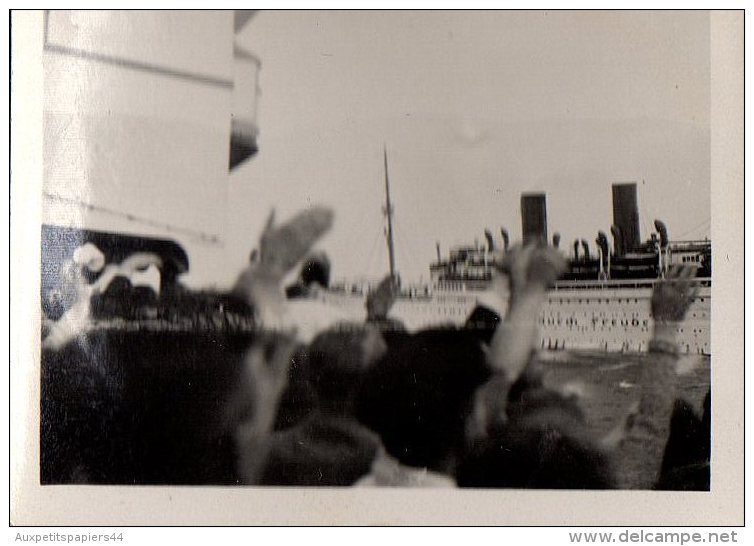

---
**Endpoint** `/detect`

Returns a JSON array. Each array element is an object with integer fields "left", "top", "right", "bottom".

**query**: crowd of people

[{"left": 40, "top": 206, "right": 710, "bottom": 490}]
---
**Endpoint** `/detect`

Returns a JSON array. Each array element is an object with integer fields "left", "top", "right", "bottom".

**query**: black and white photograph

[{"left": 9, "top": 9, "right": 744, "bottom": 526}]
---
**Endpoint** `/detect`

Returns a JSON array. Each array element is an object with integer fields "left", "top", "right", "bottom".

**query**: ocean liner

[
  {"left": 311, "top": 155, "right": 711, "bottom": 355},
  {"left": 396, "top": 182, "right": 711, "bottom": 355}
]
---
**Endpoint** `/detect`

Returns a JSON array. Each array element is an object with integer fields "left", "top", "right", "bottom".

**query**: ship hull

[{"left": 315, "top": 278, "right": 711, "bottom": 355}]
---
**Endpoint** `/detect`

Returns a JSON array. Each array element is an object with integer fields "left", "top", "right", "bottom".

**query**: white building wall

[{"left": 42, "top": 10, "right": 236, "bottom": 287}]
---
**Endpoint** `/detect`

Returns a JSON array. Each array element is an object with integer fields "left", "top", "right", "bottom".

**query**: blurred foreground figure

[
  {"left": 609, "top": 265, "right": 705, "bottom": 489},
  {"left": 233, "top": 207, "right": 360, "bottom": 342},
  {"left": 355, "top": 244, "right": 568, "bottom": 487},
  {"left": 230, "top": 206, "right": 385, "bottom": 484},
  {"left": 232, "top": 208, "right": 391, "bottom": 485},
  {"left": 248, "top": 325, "right": 387, "bottom": 485},
  {"left": 457, "top": 244, "right": 617, "bottom": 488},
  {"left": 355, "top": 328, "right": 490, "bottom": 487},
  {"left": 459, "top": 262, "right": 702, "bottom": 489},
  {"left": 232, "top": 207, "right": 333, "bottom": 328},
  {"left": 41, "top": 205, "right": 706, "bottom": 489}
]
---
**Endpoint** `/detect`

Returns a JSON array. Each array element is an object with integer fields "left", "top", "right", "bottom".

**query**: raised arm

[
  {"left": 611, "top": 265, "right": 698, "bottom": 489},
  {"left": 230, "top": 206, "right": 333, "bottom": 483},
  {"left": 232, "top": 207, "right": 334, "bottom": 326},
  {"left": 468, "top": 245, "right": 565, "bottom": 436},
  {"left": 486, "top": 244, "right": 566, "bottom": 383},
  {"left": 234, "top": 333, "right": 298, "bottom": 484}
]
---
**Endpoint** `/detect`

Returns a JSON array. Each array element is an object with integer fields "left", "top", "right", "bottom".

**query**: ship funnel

[
  {"left": 484, "top": 229, "right": 495, "bottom": 252},
  {"left": 610, "top": 224, "right": 624, "bottom": 256},
  {"left": 581, "top": 239, "right": 591, "bottom": 260},
  {"left": 552, "top": 232, "right": 561, "bottom": 248},
  {"left": 500, "top": 228, "right": 510, "bottom": 251},
  {"left": 573, "top": 239, "right": 580, "bottom": 261},
  {"left": 521, "top": 193, "right": 548, "bottom": 246},
  {"left": 612, "top": 183, "right": 641, "bottom": 252},
  {"left": 654, "top": 219, "right": 669, "bottom": 248}
]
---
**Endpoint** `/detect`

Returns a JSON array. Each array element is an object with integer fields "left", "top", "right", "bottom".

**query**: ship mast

[{"left": 383, "top": 145, "right": 398, "bottom": 283}]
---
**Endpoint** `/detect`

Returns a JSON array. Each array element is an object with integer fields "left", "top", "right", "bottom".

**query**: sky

[{"left": 226, "top": 10, "right": 710, "bottom": 285}]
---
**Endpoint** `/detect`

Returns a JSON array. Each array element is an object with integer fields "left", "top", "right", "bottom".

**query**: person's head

[
  {"left": 464, "top": 305, "right": 501, "bottom": 344},
  {"left": 306, "top": 323, "right": 387, "bottom": 412},
  {"left": 300, "top": 253, "right": 331, "bottom": 289},
  {"left": 457, "top": 424, "right": 614, "bottom": 489},
  {"left": 459, "top": 377, "right": 614, "bottom": 489},
  {"left": 355, "top": 328, "right": 491, "bottom": 472}
]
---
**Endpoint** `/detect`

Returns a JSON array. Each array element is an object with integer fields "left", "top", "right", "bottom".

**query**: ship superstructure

[{"left": 416, "top": 182, "right": 711, "bottom": 354}]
